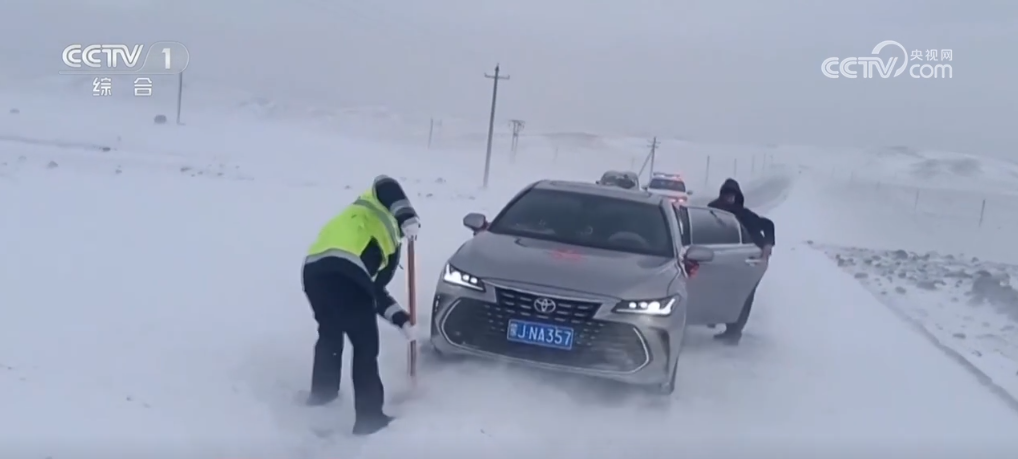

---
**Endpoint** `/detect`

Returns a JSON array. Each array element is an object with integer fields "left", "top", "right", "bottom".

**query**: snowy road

[{"left": 3, "top": 148, "right": 1018, "bottom": 458}]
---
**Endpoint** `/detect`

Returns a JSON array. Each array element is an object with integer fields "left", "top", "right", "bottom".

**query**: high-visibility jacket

[{"left": 306, "top": 189, "right": 403, "bottom": 321}]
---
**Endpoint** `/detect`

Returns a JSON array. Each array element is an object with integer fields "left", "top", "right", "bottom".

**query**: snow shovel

[
  {"left": 390, "top": 237, "right": 420, "bottom": 408},
  {"left": 406, "top": 236, "right": 419, "bottom": 385}
]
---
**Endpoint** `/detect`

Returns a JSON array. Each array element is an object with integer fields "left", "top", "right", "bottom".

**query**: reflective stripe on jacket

[{"left": 306, "top": 190, "right": 400, "bottom": 279}]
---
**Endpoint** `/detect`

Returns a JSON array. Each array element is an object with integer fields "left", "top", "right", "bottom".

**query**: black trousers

[
  {"left": 726, "top": 284, "right": 758, "bottom": 333},
  {"left": 302, "top": 259, "right": 385, "bottom": 418}
]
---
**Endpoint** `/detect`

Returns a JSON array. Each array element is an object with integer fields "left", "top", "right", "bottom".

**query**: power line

[{"left": 482, "top": 64, "right": 510, "bottom": 189}]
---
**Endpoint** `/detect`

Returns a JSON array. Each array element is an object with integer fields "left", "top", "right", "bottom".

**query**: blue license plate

[{"left": 506, "top": 319, "right": 574, "bottom": 350}]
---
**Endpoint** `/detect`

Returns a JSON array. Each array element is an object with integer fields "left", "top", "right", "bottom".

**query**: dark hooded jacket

[{"left": 707, "top": 178, "right": 775, "bottom": 248}]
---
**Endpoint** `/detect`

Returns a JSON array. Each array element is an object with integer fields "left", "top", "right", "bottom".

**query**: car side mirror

[
  {"left": 684, "top": 245, "right": 714, "bottom": 263},
  {"left": 463, "top": 213, "right": 487, "bottom": 232},
  {"left": 641, "top": 185, "right": 648, "bottom": 191},
  {"left": 687, "top": 190, "right": 694, "bottom": 195}
]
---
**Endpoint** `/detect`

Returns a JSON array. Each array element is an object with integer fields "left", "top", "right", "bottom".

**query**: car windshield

[
  {"left": 600, "top": 175, "right": 620, "bottom": 186},
  {"left": 488, "top": 188, "right": 674, "bottom": 257},
  {"left": 648, "top": 178, "right": 686, "bottom": 192}
]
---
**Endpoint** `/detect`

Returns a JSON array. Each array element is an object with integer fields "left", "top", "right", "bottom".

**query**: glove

[
  {"left": 400, "top": 323, "right": 419, "bottom": 341},
  {"left": 401, "top": 217, "right": 421, "bottom": 240},
  {"left": 390, "top": 309, "right": 411, "bottom": 327}
]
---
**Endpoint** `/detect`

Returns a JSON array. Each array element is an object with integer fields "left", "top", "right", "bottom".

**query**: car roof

[{"left": 533, "top": 180, "right": 665, "bottom": 205}]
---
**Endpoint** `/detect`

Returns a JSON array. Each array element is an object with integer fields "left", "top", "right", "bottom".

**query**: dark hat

[
  {"left": 719, "top": 178, "right": 741, "bottom": 195},
  {"left": 718, "top": 178, "right": 745, "bottom": 207},
  {"left": 372, "top": 175, "right": 420, "bottom": 233}
]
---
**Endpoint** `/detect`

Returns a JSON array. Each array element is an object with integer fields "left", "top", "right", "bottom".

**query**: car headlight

[
  {"left": 442, "top": 264, "right": 485, "bottom": 291},
  {"left": 612, "top": 297, "right": 676, "bottom": 316}
]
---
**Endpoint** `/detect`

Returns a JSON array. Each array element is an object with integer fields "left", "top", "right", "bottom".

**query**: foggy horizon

[{"left": 3, "top": 0, "right": 1016, "bottom": 157}]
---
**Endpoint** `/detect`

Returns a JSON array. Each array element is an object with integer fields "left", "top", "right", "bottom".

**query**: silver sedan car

[
  {"left": 429, "top": 180, "right": 768, "bottom": 394},
  {"left": 596, "top": 170, "right": 639, "bottom": 189}
]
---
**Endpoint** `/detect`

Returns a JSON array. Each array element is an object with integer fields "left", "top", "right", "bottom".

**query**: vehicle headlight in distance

[
  {"left": 612, "top": 297, "right": 676, "bottom": 316},
  {"left": 442, "top": 264, "right": 485, "bottom": 291}
]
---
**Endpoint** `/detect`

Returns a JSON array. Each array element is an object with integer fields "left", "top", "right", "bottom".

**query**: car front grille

[
  {"left": 494, "top": 288, "right": 600, "bottom": 323},
  {"left": 441, "top": 292, "right": 650, "bottom": 373}
]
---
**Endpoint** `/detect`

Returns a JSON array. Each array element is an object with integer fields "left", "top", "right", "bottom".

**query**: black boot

[
  {"left": 715, "top": 290, "right": 752, "bottom": 346},
  {"left": 307, "top": 340, "right": 343, "bottom": 405},
  {"left": 305, "top": 392, "right": 339, "bottom": 406},
  {"left": 352, "top": 413, "right": 394, "bottom": 436}
]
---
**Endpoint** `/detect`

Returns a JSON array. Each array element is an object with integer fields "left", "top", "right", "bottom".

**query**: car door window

[
  {"left": 686, "top": 207, "right": 742, "bottom": 245},
  {"left": 673, "top": 205, "right": 691, "bottom": 246}
]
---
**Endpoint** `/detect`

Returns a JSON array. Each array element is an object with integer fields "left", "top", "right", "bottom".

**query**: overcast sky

[{"left": 4, "top": 0, "right": 1018, "bottom": 157}]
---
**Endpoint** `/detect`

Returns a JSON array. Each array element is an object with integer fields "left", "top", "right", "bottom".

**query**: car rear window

[
  {"left": 685, "top": 207, "right": 743, "bottom": 245},
  {"left": 648, "top": 178, "right": 686, "bottom": 192},
  {"left": 488, "top": 188, "right": 674, "bottom": 257},
  {"left": 600, "top": 173, "right": 636, "bottom": 189}
]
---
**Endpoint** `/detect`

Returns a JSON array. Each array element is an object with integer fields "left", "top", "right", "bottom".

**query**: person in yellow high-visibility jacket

[{"left": 302, "top": 175, "right": 421, "bottom": 436}]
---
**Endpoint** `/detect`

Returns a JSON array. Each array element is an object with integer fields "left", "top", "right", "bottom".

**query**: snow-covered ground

[
  {"left": 816, "top": 244, "right": 1018, "bottom": 403},
  {"left": 782, "top": 152, "right": 1018, "bottom": 405},
  {"left": 5, "top": 94, "right": 1018, "bottom": 458},
  {"left": 5, "top": 0, "right": 1018, "bottom": 455}
]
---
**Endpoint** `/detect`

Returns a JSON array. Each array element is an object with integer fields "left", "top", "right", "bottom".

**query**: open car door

[{"left": 679, "top": 206, "right": 767, "bottom": 326}]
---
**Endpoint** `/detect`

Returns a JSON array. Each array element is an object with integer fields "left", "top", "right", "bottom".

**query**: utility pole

[
  {"left": 637, "top": 137, "right": 660, "bottom": 180},
  {"left": 427, "top": 118, "right": 434, "bottom": 149},
  {"left": 648, "top": 137, "right": 659, "bottom": 177},
  {"left": 509, "top": 119, "right": 525, "bottom": 161},
  {"left": 482, "top": 64, "right": 509, "bottom": 188}
]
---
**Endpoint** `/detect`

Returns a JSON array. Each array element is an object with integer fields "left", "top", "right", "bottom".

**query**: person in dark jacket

[
  {"left": 302, "top": 175, "right": 421, "bottom": 435},
  {"left": 707, "top": 178, "right": 775, "bottom": 344}
]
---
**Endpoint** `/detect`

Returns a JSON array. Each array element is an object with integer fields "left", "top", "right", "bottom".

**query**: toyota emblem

[{"left": 533, "top": 297, "right": 557, "bottom": 313}]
